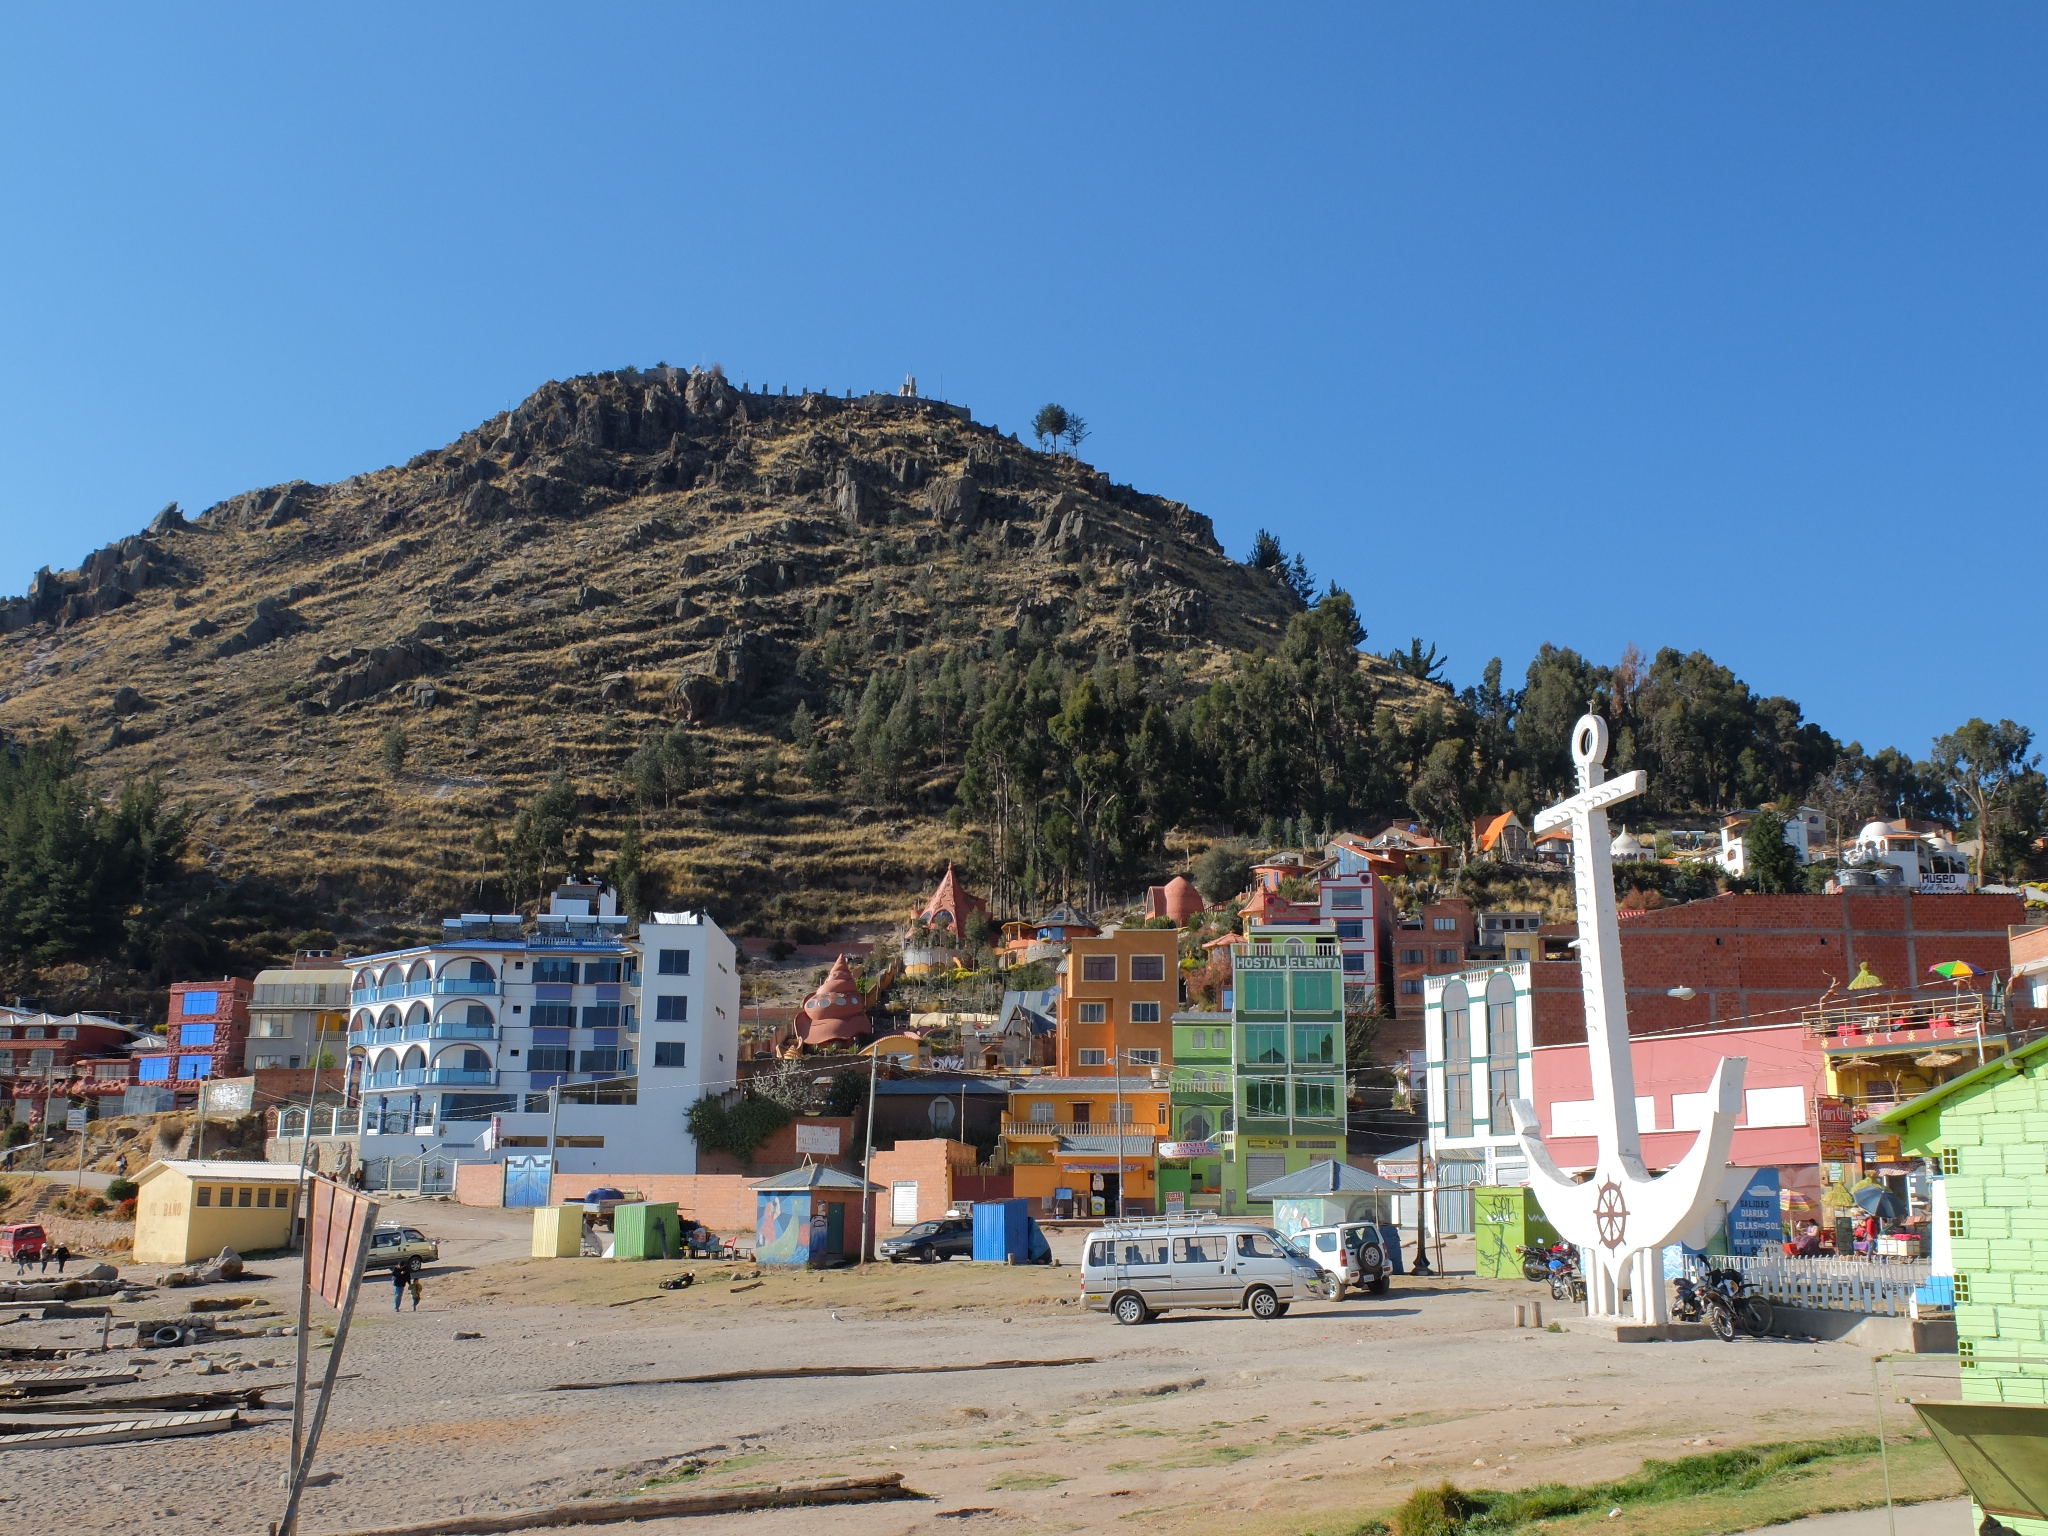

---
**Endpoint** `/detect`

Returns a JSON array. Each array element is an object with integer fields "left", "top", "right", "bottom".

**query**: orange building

[
  {"left": 1001, "top": 1074, "right": 1169, "bottom": 1217},
  {"left": 1057, "top": 927, "right": 1181, "bottom": 1077}
]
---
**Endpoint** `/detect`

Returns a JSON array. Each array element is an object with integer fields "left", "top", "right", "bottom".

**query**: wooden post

[{"left": 277, "top": 1212, "right": 377, "bottom": 1536}]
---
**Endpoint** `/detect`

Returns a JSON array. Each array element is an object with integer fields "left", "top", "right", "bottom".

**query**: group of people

[
  {"left": 388, "top": 1256, "right": 425, "bottom": 1311},
  {"left": 11, "top": 1242, "right": 72, "bottom": 1276}
]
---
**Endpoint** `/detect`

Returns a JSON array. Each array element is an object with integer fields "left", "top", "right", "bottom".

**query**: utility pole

[{"left": 859, "top": 1035, "right": 880, "bottom": 1264}]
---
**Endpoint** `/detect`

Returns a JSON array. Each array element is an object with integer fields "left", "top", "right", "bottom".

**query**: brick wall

[
  {"left": 454, "top": 1160, "right": 501, "bottom": 1207},
  {"left": 692, "top": 1116, "right": 856, "bottom": 1177},
  {"left": 548, "top": 1172, "right": 762, "bottom": 1234},
  {"left": 869, "top": 1138, "right": 978, "bottom": 1226},
  {"left": 1533, "top": 892, "right": 2023, "bottom": 1047}
]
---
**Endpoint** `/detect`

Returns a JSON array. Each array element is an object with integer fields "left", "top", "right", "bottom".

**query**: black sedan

[{"left": 878, "top": 1217, "right": 975, "bottom": 1263}]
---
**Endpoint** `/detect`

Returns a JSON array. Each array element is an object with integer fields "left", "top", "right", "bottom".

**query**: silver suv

[{"left": 364, "top": 1225, "right": 439, "bottom": 1271}]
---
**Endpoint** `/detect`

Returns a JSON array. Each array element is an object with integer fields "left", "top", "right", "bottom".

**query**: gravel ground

[{"left": 0, "top": 1201, "right": 1962, "bottom": 1536}]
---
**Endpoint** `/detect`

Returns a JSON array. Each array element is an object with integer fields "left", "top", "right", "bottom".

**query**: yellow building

[{"left": 132, "top": 1159, "right": 303, "bottom": 1264}]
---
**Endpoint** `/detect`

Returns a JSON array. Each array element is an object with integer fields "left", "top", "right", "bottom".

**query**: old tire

[
  {"left": 1707, "top": 1300, "right": 1738, "bottom": 1343},
  {"left": 1247, "top": 1286, "right": 1282, "bottom": 1320},
  {"left": 1113, "top": 1292, "right": 1151, "bottom": 1326}
]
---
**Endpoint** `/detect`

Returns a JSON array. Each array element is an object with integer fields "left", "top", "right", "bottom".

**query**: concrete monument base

[{"left": 1570, "top": 1317, "right": 1720, "bottom": 1344}]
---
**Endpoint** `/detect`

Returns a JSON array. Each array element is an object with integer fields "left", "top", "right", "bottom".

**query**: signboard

[
  {"left": 1816, "top": 1095, "right": 1856, "bottom": 1163},
  {"left": 304, "top": 1176, "right": 380, "bottom": 1311},
  {"left": 200, "top": 1076, "right": 256, "bottom": 1115},
  {"left": 65, "top": 1108, "right": 87, "bottom": 1131},
  {"left": 1727, "top": 1168, "right": 1783, "bottom": 1256},
  {"left": 794, "top": 1123, "right": 842, "bottom": 1155},
  {"left": 1163, "top": 1190, "right": 1186, "bottom": 1214},
  {"left": 1156, "top": 1140, "right": 1219, "bottom": 1159},
  {"left": 1235, "top": 954, "right": 1340, "bottom": 970}
]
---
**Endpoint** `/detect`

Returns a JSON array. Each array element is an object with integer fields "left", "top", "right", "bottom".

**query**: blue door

[{"left": 504, "top": 1156, "right": 553, "bottom": 1208}]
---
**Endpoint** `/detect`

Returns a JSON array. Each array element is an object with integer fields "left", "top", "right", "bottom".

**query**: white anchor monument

[{"left": 1508, "top": 714, "right": 1746, "bottom": 1332}]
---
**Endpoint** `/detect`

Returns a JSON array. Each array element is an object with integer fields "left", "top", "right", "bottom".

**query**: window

[
  {"left": 1296, "top": 1080, "right": 1338, "bottom": 1117},
  {"left": 658, "top": 949, "right": 691, "bottom": 975},
  {"left": 1400, "top": 949, "right": 1423, "bottom": 965},
  {"left": 1029, "top": 1102, "right": 1055, "bottom": 1123},
  {"left": 179, "top": 1023, "right": 217, "bottom": 1047},
  {"left": 1110, "top": 1102, "right": 1133, "bottom": 1123},
  {"left": 1240, "top": 972, "right": 1285, "bottom": 1012},
  {"left": 1081, "top": 955, "right": 1117, "bottom": 982},
  {"left": 1127, "top": 1048, "right": 1161, "bottom": 1066},
  {"left": 1509, "top": 948, "right": 1530, "bottom": 962},
  {"left": 179, "top": 1057, "right": 212, "bottom": 1080},
  {"left": 256, "top": 1188, "right": 271, "bottom": 1207},
  {"left": 181, "top": 990, "right": 220, "bottom": 1015},
  {"left": 1172, "top": 1236, "right": 1220, "bottom": 1263},
  {"left": 468, "top": 960, "right": 494, "bottom": 982},
  {"left": 1343, "top": 953, "right": 1367, "bottom": 974},
  {"left": 57, "top": 1025, "right": 77, "bottom": 1039},
  {"left": 1236, "top": 1231, "right": 1283, "bottom": 1257},
  {"left": 1122, "top": 1240, "right": 1169, "bottom": 1265},
  {"left": 466, "top": 1005, "right": 494, "bottom": 1028},
  {"left": 530, "top": 1004, "right": 575, "bottom": 1029},
  {"left": 1432, "top": 917, "right": 1458, "bottom": 932},
  {"left": 237, "top": 1187, "right": 253, "bottom": 1208},
  {"left": 195, "top": 1186, "right": 211, "bottom": 1207},
  {"left": 583, "top": 960, "right": 622, "bottom": 984},
  {"left": 1941, "top": 1148, "right": 1960, "bottom": 1175},
  {"left": 1950, "top": 1210, "right": 1966, "bottom": 1238},
  {"left": 1400, "top": 979, "right": 1424, "bottom": 995},
  {"left": 1443, "top": 980, "right": 1472, "bottom": 1138},
  {"left": 1243, "top": 1078, "right": 1288, "bottom": 1116},
  {"left": 1435, "top": 948, "right": 1460, "bottom": 964},
  {"left": 0, "top": 1026, "right": 9, "bottom": 1038},
  {"left": 1079, "top": 1003, "right": 1107, "bottom": 1024},
  {"left": 528, "top": 1047, "right": 572, "bottom": 1071},
  {"left": 1291, "top": 970, "right": 1335, "bottom": 1012},
  {"left": 653, "top": 1041, "right": 687, "bottom": 1067},
  {"left": 1077, "top": 1048, "right": 1107, "bottom": 1066},
  {"left": 1130, "top": 1001, "right": 1161, "bottom": 1024},
  {"left": 1335, "top": 920, "right": 1365, "bottom": 939},
  {"left": 0, "top": 1050, "right": 11, "bottom": 1069},
  {"left": 1330, "top": 888, "right": 1364, "bottom": 910},
  {"left": 655, "top": 995, "right": 688, "bottom": 1022},
  {"left": 579, "top": 1048, "right": 619, "bottom": 1072},
  {"left": 1131, "top": 955, "right": 1166, "bottom": 982},
  {"left": 1744, "top": 1086, "right": 1807, "bottom": 1128},
  {"left": 28, "top": 1048, "right": 54, "bottom": 1069},
  {"left": 532, "top": 959, "right": 577, "bottom": 984},
  {"left": 1293, "top": 1024, "right": 1335, "bottom": 1064},
  {"left": 139, "top": 1056, "right": 170, "bottom": 1081},
  {"left": 1087, "top": 1240, "right": 1111, "bottom": 1266},
  {"left": 581, "top": 1005, "right": 621, "bottom": 1029},
  {"left": 558, "top": 1135, "right": 605, "bottom": 1148},
  {"left": 1244, "top": 1025, "right": 1286, "bottom": 1064}
]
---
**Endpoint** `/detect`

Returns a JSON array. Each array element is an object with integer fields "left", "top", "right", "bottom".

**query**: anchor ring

[{"left": 1572, "top": 714, "right": 1610, "bottom": 772}]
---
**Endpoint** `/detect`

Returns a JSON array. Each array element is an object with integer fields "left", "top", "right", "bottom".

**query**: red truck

[{"left": 0, "top": 1223, "right": 47, "bottom": 1263}]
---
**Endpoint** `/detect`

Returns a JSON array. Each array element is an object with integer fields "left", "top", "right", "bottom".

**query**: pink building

[{"left": 1529, "top": 1020, "right": 1826, "bottom": 1208}]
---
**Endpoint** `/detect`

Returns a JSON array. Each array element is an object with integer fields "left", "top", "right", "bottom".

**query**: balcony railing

[
  {"left": 1002, "top": 1120, "right": 1159, "bottom": 1139},
  {"left": 1803, "top": 992, "right": 1990, "bottom": 1045},
  {"left": 1234, "top": 943, "right": 1341, "bottom": 959},
  {"left": 349, "top": 1023, "right": 430, "bottom": 1049},
  {"left": 433, "top": 977, "right": 500, "bottom": 995},
  {"left": 430, "top": 1021, "right": 497, "bottom": 1040},
  {"left": 351, "top": 979, "right": 432, "bottom": 1005},
  {"left": 364, "top": 1067, "right": 498, "bottom": 1089}
]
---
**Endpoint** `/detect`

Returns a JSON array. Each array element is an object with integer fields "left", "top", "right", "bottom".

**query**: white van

[{"left": 1081, "top": 1219, "right": 1323, "bottom": 1324}]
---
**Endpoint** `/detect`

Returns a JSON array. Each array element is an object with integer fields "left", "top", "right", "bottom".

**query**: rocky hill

[{"left": 0, "top": 366, "right": 1434, "bottom": 967}]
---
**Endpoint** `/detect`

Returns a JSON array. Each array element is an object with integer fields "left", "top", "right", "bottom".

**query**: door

[
  {"left": 1170, "top": 1232, "right": 1229, "bottom": 1305},
  {"left": 825, "top": 1201, "right": 846, "bottom": 1259},
  {"left": 891, "top": 1182, "right": 919, "bottom": 1227},
  {"left": 503, "top": 1155, "right": 553, "bottom": 1208}
]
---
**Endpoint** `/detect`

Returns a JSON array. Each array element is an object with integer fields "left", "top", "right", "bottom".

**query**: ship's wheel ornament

[{"left": 1594, "top": 1180, "right": 1628, "bottom": 1250}]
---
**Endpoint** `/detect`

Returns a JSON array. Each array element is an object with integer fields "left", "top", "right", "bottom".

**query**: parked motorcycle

[
  {"left": 1672, "top": 1273, "right": 1738, "bottom": 1341},
  {"left": 1545, "top": 1247, "right": 1586, "bottom": 1304},
  {"left": 1517, "top": 1242, "right": 1565, "bottom": 1283},
  {"left": 1705, "top": 1265, "right": 1773, "bottom": 1337}
]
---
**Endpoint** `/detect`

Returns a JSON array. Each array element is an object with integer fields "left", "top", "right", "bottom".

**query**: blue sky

[{"left": 2, "top": 7, "right": 2041, "bottom": 757}]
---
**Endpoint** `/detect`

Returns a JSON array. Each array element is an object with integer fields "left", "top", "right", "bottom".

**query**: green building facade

[
  {"left": 1225, "top": 921, "right": 1348, "bottom": 1211},
  {"left": 1161, "top": 1010, "right": 1235, "bottom": 1211}
]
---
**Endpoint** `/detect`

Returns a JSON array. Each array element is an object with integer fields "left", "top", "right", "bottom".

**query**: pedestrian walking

[
  {"left": 390, "top": 1259, "right": 410, "bottom": 1313},
  {"left": 115, "top": 1153, "right": 128, "bottom": 1177},
  {"left": 38, "top": 1246, "right": 51, "bottom": 1274},
  {"left": 54, "top": 1244, "right": 70, "bottom": 1275},
  {"left": 408, "top": 1269, "right": 423, "bottom": 1311}
]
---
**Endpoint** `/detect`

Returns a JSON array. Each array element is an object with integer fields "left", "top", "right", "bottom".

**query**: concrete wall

[
  {"left": 870, "top": 1139, "right": 977, "bottom": 1226},
  {"left": 546, "top": 1172, "right": 759, "bottom": 1234}
]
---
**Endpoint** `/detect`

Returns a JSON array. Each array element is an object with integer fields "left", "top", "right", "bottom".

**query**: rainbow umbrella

[{"left": 1929, "top": 961, "right": 1983, "bottom": 980}]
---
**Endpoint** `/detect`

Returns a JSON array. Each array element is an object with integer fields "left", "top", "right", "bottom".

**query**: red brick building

[
  {"left": 136, "top": 978, "right": 254, "bottom": 1087},
  {"left": 1390, "top": 897, "right": 1477, "bottom": 1053},
  {"left": 1531, "top": 892, "right": 2032, "bottom": 1046}
]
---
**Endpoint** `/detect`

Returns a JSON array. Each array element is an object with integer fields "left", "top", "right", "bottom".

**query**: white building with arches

[
  {"left": 1422, "top": 963, "right": 1536, "bottom": 1185},
  {"left": 342, "top": 884, "right": 737, "bottom": 1177}
]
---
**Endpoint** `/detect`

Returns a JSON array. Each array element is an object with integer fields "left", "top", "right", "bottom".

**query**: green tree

[
  {"left": 1063, "top": 412, "right": 1090, "bottom": 455},
  {"left": 1192, "top": 839, "right": 1252, "bottom": 904},
  {"left": 1032, "top": 402, "right": 1071, "bottom": 452},
  {"left": 380, "top": 725, "right": 408, "bottom": 775},
  {"left": 1930, "top": 718, "right": 2041, "bottom": 880},
  {"left": 1743, "top": 808, "right": 1802, "bottom": 893},
  {"left": 506, "top": 771, "right": 580, "bottom": 902}
]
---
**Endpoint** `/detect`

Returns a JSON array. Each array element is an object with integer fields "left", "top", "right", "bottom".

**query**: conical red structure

[
  {"left": 917, "top": 862, "right": 988, "bottom": 935},
  {"left": 800, "top": 954, "right": 872, "bottom": 1045}
]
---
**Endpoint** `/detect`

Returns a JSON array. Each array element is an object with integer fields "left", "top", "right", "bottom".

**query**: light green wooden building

[{"left": 1866, "top": 1033, "right": 2048, "bottom": 1405}]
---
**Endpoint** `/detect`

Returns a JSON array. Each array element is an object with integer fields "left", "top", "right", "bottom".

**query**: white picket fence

[{"left": 1720, "top": 1254, "right": 1931, "bottom": 1316}]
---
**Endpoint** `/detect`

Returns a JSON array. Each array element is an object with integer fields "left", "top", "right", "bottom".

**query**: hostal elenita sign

[{"left": 1235, "top": 955, "right": 1334, "bottom": 970}]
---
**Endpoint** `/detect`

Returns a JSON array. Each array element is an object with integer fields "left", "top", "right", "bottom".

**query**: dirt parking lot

[{"left": 1, "top": 1201, "right": 1963, "bottom": 1536}]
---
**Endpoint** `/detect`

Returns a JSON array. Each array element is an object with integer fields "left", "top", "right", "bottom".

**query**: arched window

[
  {"left": 353, "top": 971, "right": 374, "bottom": 993},
  {"left": 380, "top": 963, "right": 405, "bottom": 988},
  {"left": 406, "top": 960, "right": 431, "bottom": 985},
  {"left": 377, "top": 1006, "right": 400, "bottom": 1031},
  {"left": 353, "top": 1010, "right": 373, "bottom": 1033},
  {"left": 405, "top": 1002, "right": 429, "bottom": 1028},
  {"left": 374, "top": 1048, "right": 401, "bottom": 1076},
  {"left": 1485, "top": 972, "right": 1518, "bottom": 1135},
  {"left": 1442, "top": 981, "right": 1472, "bottom": 1138},
  {"left": 400, "top": 1045, "right": 426, "bottom": 1072}
]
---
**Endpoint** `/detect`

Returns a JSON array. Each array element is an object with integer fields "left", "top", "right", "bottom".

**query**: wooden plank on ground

[
  {"left": 0, "top": 1407, "right": 239, "bottom": 1449},
  {"left": 0, "top": 1367, "right": 139, "bottom": 1393},
  {"left": 0, "top": 1385, "right": 266, "bottom": 1416},
  {"left": 240, "top": 1473, "right": 916, "bottom": 1535},
  {"left": 550, "top": 1356, "right": 1098, "bottom": 1392}
]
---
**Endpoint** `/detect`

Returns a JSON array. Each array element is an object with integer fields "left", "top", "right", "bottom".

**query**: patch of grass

[
  {"left": 1341, "top": 1435, "right": 1946, "bottom": 1536},
  {"left": 987, "top": 1470, "right": 1070, "bottom": 1491},
  {"left": 1164, "top": 1442, "right": 1261, "bottom": 1468}
]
